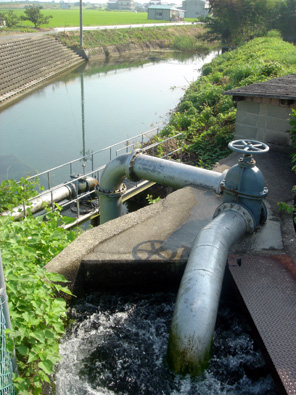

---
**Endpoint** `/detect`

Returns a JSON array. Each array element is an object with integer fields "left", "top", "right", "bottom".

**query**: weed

[{"left": 0, "top": 179, "right": 82, "bottom": 393}]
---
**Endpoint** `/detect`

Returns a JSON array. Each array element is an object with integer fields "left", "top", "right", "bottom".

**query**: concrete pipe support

[{"left": 167, "top": 208, "right": 250, "bottom": 375}]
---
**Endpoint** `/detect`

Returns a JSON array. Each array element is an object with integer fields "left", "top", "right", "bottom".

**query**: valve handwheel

[{"left": 228, "top": 139, "right": 269, "bottom": 154}]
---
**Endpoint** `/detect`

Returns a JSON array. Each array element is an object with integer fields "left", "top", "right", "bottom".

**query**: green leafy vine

[{"left": 0, "top": 179, "right": 82, "bottom": 394}]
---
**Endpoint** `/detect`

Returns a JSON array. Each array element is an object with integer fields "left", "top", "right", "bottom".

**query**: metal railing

[
  {"left": 26, "top": 127, "right": 161, "bottom": 190},
  {"left": 20, "top": 130, "right": 184, "bottom": 228}
]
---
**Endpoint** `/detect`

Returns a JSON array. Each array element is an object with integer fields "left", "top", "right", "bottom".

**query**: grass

[
  {"left": 0, "top": 8, "right": 195, "bottom": 28},
  {"left": 55, "top": 25, "right": 209, "bottom": 51}
]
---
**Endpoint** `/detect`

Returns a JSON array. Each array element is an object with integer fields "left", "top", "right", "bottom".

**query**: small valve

[
  {"left": 228, "top": 139, "right": 269, "bottom": 167},
  {"left": 228, "top": 139, "right": 269, "bottom": 154}
]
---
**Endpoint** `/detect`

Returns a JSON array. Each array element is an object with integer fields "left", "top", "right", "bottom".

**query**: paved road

[
  {"left": 0, "top": 21, "right": 198, "bottom": 41},
  {"left": 54, "top": 21, "right": 196, "bottom": 32}
]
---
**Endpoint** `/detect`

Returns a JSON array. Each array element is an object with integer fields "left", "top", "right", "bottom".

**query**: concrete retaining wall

[
  {"left": 234, "top": 97, "right": 296, "bottom": 145},
  {"left": 74, "top": 41, "right": 173, "bottom": 61},
  {"left": 0, "top": 36, "right": 85, "bottom": 108}
]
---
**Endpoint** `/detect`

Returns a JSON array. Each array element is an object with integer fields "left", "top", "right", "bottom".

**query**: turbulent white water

[{"left": 55, "top": 293, "right": 277, "bottom": 395}]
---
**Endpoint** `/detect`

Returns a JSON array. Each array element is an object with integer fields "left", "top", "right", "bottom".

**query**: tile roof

[{"left": 224, "top": 74, "right": 296, "bottom": 100}]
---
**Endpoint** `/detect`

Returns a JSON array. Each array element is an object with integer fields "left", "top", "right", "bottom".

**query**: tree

[
  {"left": 206, "top": 0, "right": 281, "bottom": 47},
  {"left": 21, "top": 5, "right": 52, "bottom": 28},
  {"left": 0, "top": 10, "right": 20, "bottom": 28},
  {"left": 275, "top": 0, "right": 296, "bottom": 41}
]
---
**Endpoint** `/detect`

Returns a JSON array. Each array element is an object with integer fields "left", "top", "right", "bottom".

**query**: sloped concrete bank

[{"left": 0, "top": 35, "right": 86, "bottom": 109}]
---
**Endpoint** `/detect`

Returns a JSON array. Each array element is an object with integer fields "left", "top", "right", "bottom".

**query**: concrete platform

[{"left": 46, "top": 185, "right": 223, "bottom": 292}]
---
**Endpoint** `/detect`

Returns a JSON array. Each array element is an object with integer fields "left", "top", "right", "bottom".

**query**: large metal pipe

[
  {"left": 167, "top": 209, "right": 249, "bottom": 375},
  {"left": 1, "top": 185, "right": 73, "bottom": 221},
  {"left": 99, "top": 151, "right": 226, "bottom": 223},
  {"left": 1, "top": 176, "right": 98, "bottom": 221},
  {"left": 131, "top": 154, "right": 225, "bottom": 192}
]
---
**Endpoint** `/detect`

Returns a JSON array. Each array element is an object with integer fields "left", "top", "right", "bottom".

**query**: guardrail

[{"left": 26, "top": 127, "right": 161, "bottom": 190}]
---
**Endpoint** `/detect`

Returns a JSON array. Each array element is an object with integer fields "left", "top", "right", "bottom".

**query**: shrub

[
  {"left": 0, "top": 179, "right": 82, "bottom": 393},
  {"left": 0, "top": 10, "right": 20, "bottom": 28},
  {"left": 201, "top": 64, "right": 213, "bottom": 76},
  {"left": 0, "top": 178, "right": 40, "bottom": 212},
  {"left": 266, "top": 30, "right": 282, "bottom": 39},
  {"left": 259, "top": 61, "right": 283, "bottom": 77},
  {"left": 230, "top": 64, "right": 257, "bottom": 84}
]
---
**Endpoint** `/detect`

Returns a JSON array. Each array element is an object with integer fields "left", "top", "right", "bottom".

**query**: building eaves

[
  {"left": 224, "top": 74, "right": 296, "bottom": 101},
  {"left": 148, "top": 5, "right": 177, "bottom": 9}
]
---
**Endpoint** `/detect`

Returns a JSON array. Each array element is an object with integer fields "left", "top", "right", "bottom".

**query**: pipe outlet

[{"left": 167, "top": 208, "right": 248, "bottom": 375}]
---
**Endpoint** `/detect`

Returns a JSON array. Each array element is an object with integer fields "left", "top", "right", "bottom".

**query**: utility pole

[{"left": 80, "top": 0, "right": 83, "bottom": 47}]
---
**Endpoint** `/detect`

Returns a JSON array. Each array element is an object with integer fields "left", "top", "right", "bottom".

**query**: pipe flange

[
  {"left": 126, "top": 149, "right": 142, "bottom": 182},
  {"left": 217, "top": 170, "right": 228, "bottom": 194},
  {"left": 213, "top": 203, "right": 255, "bottom": 234},
  {"left": 65, "top": 182, "right": 77, "bottom": 199},
  {"left": 96, "top": 183, "right": 127, "bottom": 198}
]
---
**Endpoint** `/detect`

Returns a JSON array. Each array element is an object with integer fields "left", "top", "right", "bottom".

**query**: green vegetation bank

[
  {"left": 1, "top": 34, "right": 296, "bottom": 393},
  {"left": 55, "top": 25, "right": 211, "bottom": 53},
  {"left": 159, "top": 34, "right": 296, "bottom": 168}
]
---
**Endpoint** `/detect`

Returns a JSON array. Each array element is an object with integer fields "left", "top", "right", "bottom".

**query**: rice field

[{"left": 0, "top": 8, "right": 171, "bottom": 28}]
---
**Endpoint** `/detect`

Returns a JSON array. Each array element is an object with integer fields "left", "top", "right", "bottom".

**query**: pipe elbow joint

[{"left": 126, "top": 149, "right": 143, "bottom": 182}]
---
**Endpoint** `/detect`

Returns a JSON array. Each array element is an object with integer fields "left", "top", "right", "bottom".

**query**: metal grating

[{"left": 228, "top": 254, "right": 296, "bottom": 395}]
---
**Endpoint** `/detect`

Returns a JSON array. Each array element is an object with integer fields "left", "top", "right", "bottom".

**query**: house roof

[
  {"left": 148, "top": 5, "right": 179, "bottom": 10},
  {"left": 224, "top": 74, "right": 296, "bottom": 101}
]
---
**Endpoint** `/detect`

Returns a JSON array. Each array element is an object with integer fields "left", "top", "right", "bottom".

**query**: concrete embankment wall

[
  {"left": 0, "top": 35, "right": 85, "bottom": 108},
  {"left": 74, "top": 41, "right": 174, "bottom": 61}
]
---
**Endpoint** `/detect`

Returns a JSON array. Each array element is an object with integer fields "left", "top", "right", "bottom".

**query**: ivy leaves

[
  {"left": 0, "top": 177, "right": 41, "bottom": 213},
  {"left": 0, "top": 179, "right": 82, "bottom": 393}
]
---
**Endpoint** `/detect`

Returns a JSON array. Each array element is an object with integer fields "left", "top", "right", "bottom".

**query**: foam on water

[{"left": 55, "top": 293, "right": 277, "bottom": 395}]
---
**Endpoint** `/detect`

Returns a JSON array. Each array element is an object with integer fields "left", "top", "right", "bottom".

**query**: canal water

[{"left": 0, "top": 51, "right": 216, "bottom": 182}]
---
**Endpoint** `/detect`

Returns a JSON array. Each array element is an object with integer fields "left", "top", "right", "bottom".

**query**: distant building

[
  {"left": 148, "top": 5, "right": 184, "bottom": 21},
  {"left": 182, "top": 0, "right": 209, "bottom": 18},
  {"left": 60, "top": 1, "right": 71, "bottom": 9},
  {"left": 107, "top": 0, "right": 135, "bottom": 10},
  {"left": 107, "top": 1, "right": 118, "bottom": 9},
  {"left": 0, "top": 17, "right": 6, "bottom": 28}
]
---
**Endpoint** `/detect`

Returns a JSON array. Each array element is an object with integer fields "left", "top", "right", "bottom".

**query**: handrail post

[{"left": 47, "top": 172, "right": 51, "bottom": 190}]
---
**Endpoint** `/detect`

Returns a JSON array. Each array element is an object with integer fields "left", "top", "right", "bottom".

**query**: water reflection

[{"left": 0, "top": 51, "right": 217, "bottom": 182}]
